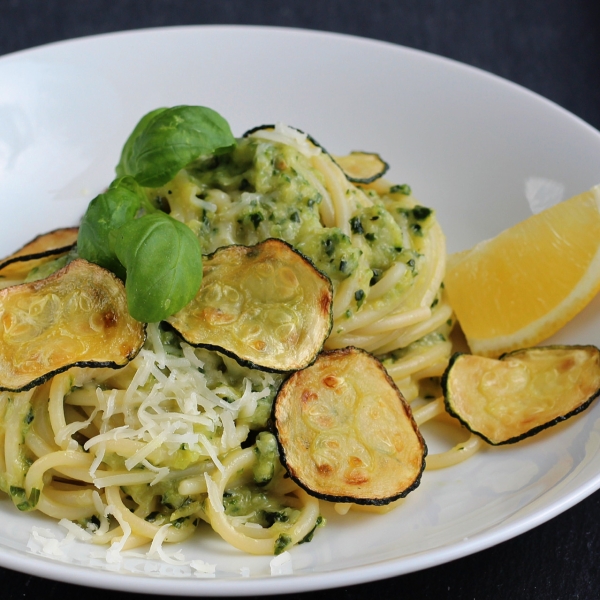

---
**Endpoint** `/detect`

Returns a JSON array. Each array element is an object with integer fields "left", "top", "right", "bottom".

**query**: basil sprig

[
  {"left": 78, "top": 105, "right": 236, "bottom": 323},
  {"left": 115, "top": 105, "right": 236, "bottom": 187}
]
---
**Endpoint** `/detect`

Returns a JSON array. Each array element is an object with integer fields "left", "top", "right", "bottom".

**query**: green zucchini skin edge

[
  {"left": 166, "top": 238, "right": 334, "bottom": 374},
  {"left": 161, "top": 333, "right": 314, "bottom": 375},
  {"left": 441, "top": 346, "right": 600, "bottom": 446},
  {"left": 333, "top": 151, "right": 390, "bottom": 184},
  {"left": 242, "top": 125, "right": 389, "bottom": 185},
  {"left": 0, "top": 244, "right": 76, "bottom": 273},
  {"left": 0, "top": 228, "right": 78, "bottom": 273},
  {"left": 242, "top": 124, "right": 327, "bottom": 154},
  {"left": 273, "top": 346, "right": 428, "bottom": 505},
  {"left": 0, "top": 340, "right": 146, "bottom": 393}
]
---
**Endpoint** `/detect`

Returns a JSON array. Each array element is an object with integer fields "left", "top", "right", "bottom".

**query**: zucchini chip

[
  {"left": 244, "top": 125, "right": 389, "bottom": 184},
  {"left": 167, "top": 239, "right": 333, "bottom": 372},
  {"left": 0, "top": 227, "right": 78, "bottom": 272},
  {"left": 0, "top": 259, "right": 145, "bottom": 392},
  {"left": 274, "top": 347, "right": 426, "bottom": 504},
  {"left": 0, "top": 228, "right": 78, "bottom": 286},
  {"left": 442, "top": 346, "right": 600, "bottom": 445},
  {"left": 333, "top": 152, "right": 389, "bottom": 184},
  {"left": 242, "top": 124, "right": 325, "bottom": 152}
]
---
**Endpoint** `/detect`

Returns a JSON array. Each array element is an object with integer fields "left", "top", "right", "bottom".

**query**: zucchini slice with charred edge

[
  {"left": 274, "top": 347, "right": 426, "bottom": 505},
  {"left": 244, "top": 125, "right": 389, "bottom": 184},
  {"left": 0, "top": 258, "right": 145, "bottom": 392},
  {"left": 0, "top": 228, "right": 78, "bottom": 275},
  {"left": 0, "top": 228, "right": 79, "bottom": 288},
  {"left": 442, "top": 346, "right": 600, "bottom": 445},
  {"left": 167, "top": 239, "right": 333, "bottom": 372},
  {"left": 242, "top": 124, "right": 325, "bottom": 152},
  {"left": 332, "top": 152, "right": 389, "bottom": 184}
]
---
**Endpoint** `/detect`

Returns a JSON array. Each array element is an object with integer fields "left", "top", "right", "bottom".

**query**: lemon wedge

[{"left": 444, "top": 185, "right": 600, "bottom": 356}]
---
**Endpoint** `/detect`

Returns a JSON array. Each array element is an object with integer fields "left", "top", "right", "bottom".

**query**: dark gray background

[{"left": 1, "top": 1, "right": 599, "bottom": 599}]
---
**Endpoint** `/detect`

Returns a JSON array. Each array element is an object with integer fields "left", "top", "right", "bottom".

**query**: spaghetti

[{"left": 0, "top": 121, "right": 474, "bottom": 558}]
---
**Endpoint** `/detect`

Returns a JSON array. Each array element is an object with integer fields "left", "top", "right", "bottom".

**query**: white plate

[{"left": 1, "top": 25, "right": 600, "bottom": 596}]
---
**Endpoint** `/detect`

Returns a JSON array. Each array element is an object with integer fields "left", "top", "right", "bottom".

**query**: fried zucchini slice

[
  {"left": 442, "top": 346, "right": 600, "bottom": 445},
  {"left": 242, "top": 124, "right": 324, "bottom": 152},
  {"left": 245, "top": 126, "right": 389, "bottom": 184},
  {"left": 333, "top": 152, "right": 389, "bottom": 184},
  {"left": 0, "top": 228, "right": 79, "bottom": 287},
  {"left": 167, "top": 239, "right": 333, "bottom": 372},
  {"left": 0, "top": 258, "right": 145, "bottom": 392},
  {"left": 274, "top": 347, "right": 426, "bottom": 504},
  {"left": 0, "top": 227, "right": 78, "bottom": 272}
]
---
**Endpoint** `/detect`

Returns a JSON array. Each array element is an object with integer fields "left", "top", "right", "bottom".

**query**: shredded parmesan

[
  {"left": 190, "top": 196, "right": 218, "bottom": 213},
  {"left": 58, "top": 518, "right": 93, "bottom": 541},
  {"left": 182, "top": 343, "right": 204, "bottom": 368},
  {"left": 125, "top": 428, "right": 170, "bottom": 470},
  {"left": 28, "top": 527, "right": 65, "bottom": 557},
  {"left": 146, "top": 524, "right": 188, "bottom": 565},
  {"left": 92, "top": 491, "right": 110, "bottom": 535},
  {"left": 270, "top": 551, "right": 293, "bottom": 576},
  {"left": 89, "top": 442, "right": 105, "bottom": 477},
  {"left": 190, "top": 559, "right": 216, "bottom": 578},
  {"left": 104, "top": 504, "right": 132, "bottom": 563},
  {"left": 142, "top": 459, "right": 170, "bottom": 486},
  {"left": 55, "top": 407, "right": 99, "bottom": 446},
  {"left": 198, "top": 434, "right": 224, "bottom": 472},
  {"left": 84, "top": 425, "right": 135, "bottom": 450}
]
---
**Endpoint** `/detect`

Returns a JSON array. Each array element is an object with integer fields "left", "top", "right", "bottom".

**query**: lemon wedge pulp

[{"left": 444, "top": 185, "right": 600, "bottom": 356}]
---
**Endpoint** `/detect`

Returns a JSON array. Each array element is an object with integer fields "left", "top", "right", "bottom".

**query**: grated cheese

[
  {"left": 189, "top": 196, "right": 218, "bottom": 213},
  {"left": 56, "top": 406, "right": 99, "bottom": 446},
  {"left": 141, "top": 459, "right": 170, "bottom": 486},
  {"left": 198, "top": 434, "right": 224, "bottom": 472},
  {"left": 84, "top": 425, "right": 135, "bottom": 450},
  {"left": 88, "top": 442, "right": 105, "bottom": 478},
  {"left": 104, "top": 504, "right": 132, "bottom": 563},
  {"left": 91, "top": 491, "right": 110, "bottom": 535},
  {"left": 270, "top": 551, "right": 293, "bottom": 576},
  {"left": 147, "top": 524, "right": 188, "bottom": 565},
  {"left": 28, "top": 527, "right": 65, "bottom": 557},
  {"left": 190, "top": 559, "right": 216, "bottom": 578},
  {"left": 125, "top": 428, "right": 170, "bottom": 470},
  {"left": 181, "top": 343, "right": 204, "bottom": 368},
  {"left": 58, "top": 518, "right": 93, "bottom": 542}
]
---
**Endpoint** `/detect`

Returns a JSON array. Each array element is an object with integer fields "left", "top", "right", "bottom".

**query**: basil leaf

[
  {"left": 114, "top": 212, "right": 203, "bottom": 323},
  {"left": 115, "top": 106, "right": 236, "bottom": 187},
  {"left": 115, "top": 108, "right": 167, "bottom": 180},
  {"left": 77, "top": 176, "right": 150, "bottom": 279}
]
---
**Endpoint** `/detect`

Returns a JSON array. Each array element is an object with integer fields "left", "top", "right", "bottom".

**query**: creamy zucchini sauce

[{"left": 149, "top": 136, "right": 435, "bottom": 318}]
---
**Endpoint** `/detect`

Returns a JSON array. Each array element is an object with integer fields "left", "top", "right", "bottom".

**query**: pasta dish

[{"left": 0, "top": 111, "right": 484, "bottom": 559}]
